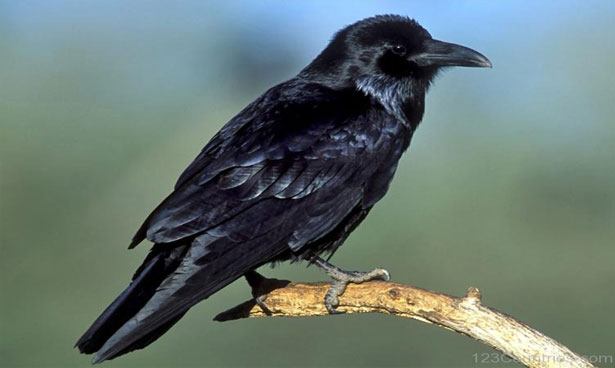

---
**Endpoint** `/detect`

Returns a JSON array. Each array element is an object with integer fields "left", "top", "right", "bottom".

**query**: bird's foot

[
  {"left": 311, "top": 256, "right": 390, "bottom": 314},
  {"left": 244, "top": 270, "right": 291, "bottom": 315},
  {"left": 254, "top": 294, "right": 272, "bottom": 314}
]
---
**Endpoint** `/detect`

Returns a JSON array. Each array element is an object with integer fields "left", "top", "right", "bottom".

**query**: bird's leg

[
  {"left": 244, "top": 270, "right": 291, "bottom": 315},
  {"left": 311, "top": 256, "right": 390, "bottom": 314}
]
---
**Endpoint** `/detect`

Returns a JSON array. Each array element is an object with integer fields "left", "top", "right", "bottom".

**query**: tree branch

[{"left": 215, "top": 279, "right": 594, "bottom": 368}]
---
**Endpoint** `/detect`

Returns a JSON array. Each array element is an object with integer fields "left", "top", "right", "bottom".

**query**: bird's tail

[
  {"left": 76, "top": 233, "right": 271, "bottom": 364},
  {"left": 75, "top": 244, "right": 189, "bottom": 361}
]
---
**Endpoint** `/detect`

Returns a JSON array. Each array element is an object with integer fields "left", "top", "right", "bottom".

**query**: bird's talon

[
  {"left": 255, "top": 294, "right": 273, "bottom": 315},
  {"left": 327, "top": 306, "right": 345, "bottom": 315},
  {"left": 375, "top": 268, "right": 391, "bottom": 281},
  {"left": 324, "top": 290, "right": 344, "bottom": 314}
]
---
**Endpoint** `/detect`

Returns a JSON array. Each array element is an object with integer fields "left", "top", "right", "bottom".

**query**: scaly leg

[
  {"left": 311, "top": 256, "right": 390, "bottom": 314},
  {"left": 244, "top": 270, "right": 291, "bottom": 314}
]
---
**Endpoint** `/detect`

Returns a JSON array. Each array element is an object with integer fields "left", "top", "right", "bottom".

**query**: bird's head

[{"left": 301, "top": 15, "right": 491, "bottom": 125}]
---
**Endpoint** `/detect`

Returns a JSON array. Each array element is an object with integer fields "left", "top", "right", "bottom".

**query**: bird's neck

[{"left": 354, "top": 75, "right": 426, "bottom": 130}]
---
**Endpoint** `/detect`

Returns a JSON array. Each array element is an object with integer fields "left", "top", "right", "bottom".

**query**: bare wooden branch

[{"left": 215, "top": 280, "right": 593, "bottom": 368}]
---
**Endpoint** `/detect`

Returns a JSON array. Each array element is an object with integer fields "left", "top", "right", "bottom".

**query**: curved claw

[
  {"left": 324, "top": 280, "right": 348, "bottom": 314},
  {"left": 374, "top": 268, "right": 390, "bottom": 282},
  {"left": 244, "top": 270, "right": 290, "bottom": 315},
  {"left": 255, "top": 294, "right": 273, "bottom": 315}
]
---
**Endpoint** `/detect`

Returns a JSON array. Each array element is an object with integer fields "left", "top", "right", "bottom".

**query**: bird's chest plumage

[
  {"left": 341, "top": 81, "right": 423, "bottom": 206},
  {"left": 290, "top": 111, "right": 412, "bottom": 258},
  {"left": 327, "top": 99, "right": 414, "bottom": 207},
  {"left": 359, "top": 111, "right": 414, "bottom": 206}
]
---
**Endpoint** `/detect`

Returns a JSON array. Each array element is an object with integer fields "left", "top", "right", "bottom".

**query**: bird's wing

[{"left": 130, "top": 81, "right": 389, "bottom": 251}]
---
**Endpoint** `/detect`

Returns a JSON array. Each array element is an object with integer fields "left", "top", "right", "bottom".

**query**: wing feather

[{"left": 133, "top": 81, "right": 396, "bottom": 253}]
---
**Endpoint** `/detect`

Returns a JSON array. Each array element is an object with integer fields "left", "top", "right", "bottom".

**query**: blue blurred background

[{"left": 1, "top": 1, "right": 614, "bottom": 367}]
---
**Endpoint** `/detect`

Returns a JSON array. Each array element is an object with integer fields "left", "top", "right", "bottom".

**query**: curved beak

[{"left": 411, "top": 39, "right": 492, "bottom": 68}]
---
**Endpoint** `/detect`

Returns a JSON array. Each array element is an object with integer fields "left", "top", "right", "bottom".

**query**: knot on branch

[{"left": 459, "top": 286, "right": 482, "bottom": 308}]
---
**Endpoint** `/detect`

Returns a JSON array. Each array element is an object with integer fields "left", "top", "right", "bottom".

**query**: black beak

[{"left": 411, "top": 39, "right": 492, "bottom": 68}]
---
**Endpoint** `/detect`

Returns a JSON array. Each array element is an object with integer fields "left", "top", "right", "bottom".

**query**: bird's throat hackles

[{"left": 355, "top": 75, "right": 426, "bottom": 129}]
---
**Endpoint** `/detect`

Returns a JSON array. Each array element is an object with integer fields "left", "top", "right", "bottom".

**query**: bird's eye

[{"left": 391, "top": 45, "right": 406, "bottom": 56}]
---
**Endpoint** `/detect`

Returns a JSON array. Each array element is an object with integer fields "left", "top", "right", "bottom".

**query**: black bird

[{"left": 76, "top": 15, "right": 491, "bottom": 363}]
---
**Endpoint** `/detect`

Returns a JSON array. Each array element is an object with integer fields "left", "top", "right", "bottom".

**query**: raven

[{"left": 76, "top": 15, "right": 491, "bottom": 363}]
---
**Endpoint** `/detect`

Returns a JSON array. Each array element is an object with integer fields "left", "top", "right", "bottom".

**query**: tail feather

[
  {"left": 78, "top": 231, "right": 286, "bottom": 363},
  {"left": 103, "top": 310, "right": 186, "bottom": 361},
  {"left": 90, "top": 233, "right": 280, "bottom": 363},
  {"left": 75, "top": 244, "right": 188, "bottom": 355}
]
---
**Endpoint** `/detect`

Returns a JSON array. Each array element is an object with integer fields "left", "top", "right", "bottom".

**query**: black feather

[
  {"left": 78, "top": 14, "right": 490, "bottom": 362},
  {"left": 76, "top": 244, "right": 188, "bottom": 355}
]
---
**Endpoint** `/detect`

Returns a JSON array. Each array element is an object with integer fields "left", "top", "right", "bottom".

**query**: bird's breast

[{"left": 359, "top": 111, "right": 413, "bottom": 206}]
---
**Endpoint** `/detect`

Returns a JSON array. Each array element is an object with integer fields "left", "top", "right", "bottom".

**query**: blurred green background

[{"left": 1, "top": 1, "right": 614, "bottom": 367}]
